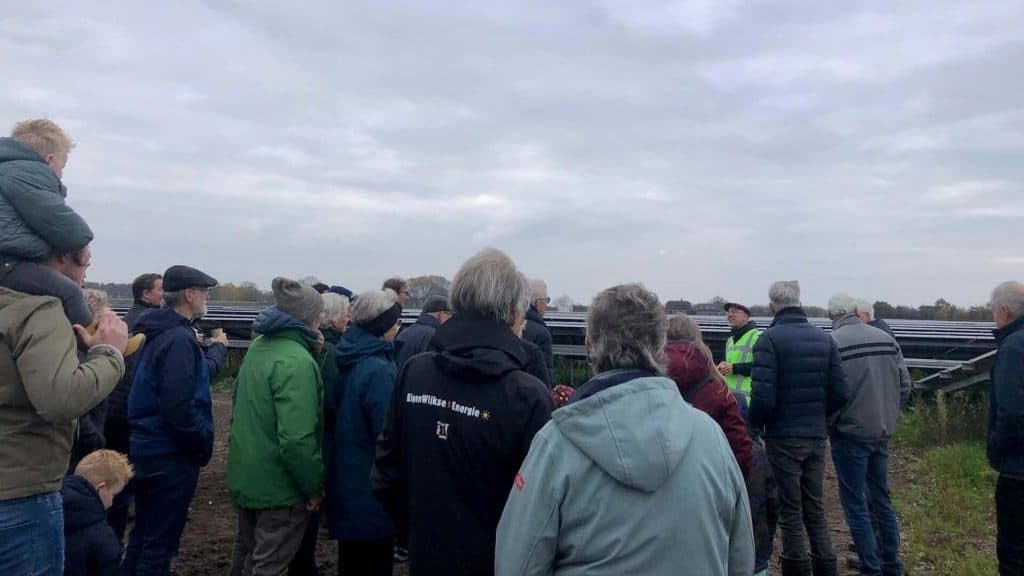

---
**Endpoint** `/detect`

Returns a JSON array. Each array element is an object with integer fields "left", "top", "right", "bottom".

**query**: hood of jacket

[
  {"left": 0, "top": 137, "right": 65, "bottom": 191},
  {"left": 415, "top": 312, "right": 442, "bottom": 330},
  {"left": 133, "top": 307, "right": 192, "bottom": 339},
  {"left": 336, "top": 324, "right": 393, "bottom": 368},
  {"left": 252, "top": 306, "right": 318, "bottom": 340},
  {"left": 61, "top": 475, "right": 108, "bottom": 531},
  {"left": 428, "top": 311, "right": 528, "bottom": 379},
  {"left": 771, "top": 306, "right": 808, "bottom": 326},
  {"left": 554, "top": 372, "right": 693, "bottom": 492},
  {"left": 664, "top": 340, "right": 712, "bottom": 393}
]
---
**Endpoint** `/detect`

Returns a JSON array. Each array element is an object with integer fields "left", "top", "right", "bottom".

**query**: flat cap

[{"left": 163, "top": 265, "right": 218, "bottom": 292}]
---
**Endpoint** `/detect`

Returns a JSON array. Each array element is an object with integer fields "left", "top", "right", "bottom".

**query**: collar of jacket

[
  {"left": 526, "top": 305, "right": 546, "bottom": 326},
  {"left": 416, "top": 312, "right": 442, "bottom": 329},
  {"left": 995, "top": 315, "right": 1024, "bottom": 345},
  {"left": 430, "top": 311, "right": 527, "bottom": 365},
  {"left": 133, "top": 299, "right": 161, "bottom": 310},
  {"left": 770, "top": 306, "right": 807, "bottom": 327},
  {"left": 571, "top": 368, "right": 658, "bottom": 404},
  {"left": 322, "top": 327, "right": 344, "bottom": 347},
  {"left": 731, "top": 320, "right": 758, "bottom": 340},
  {"left": 831, "top": 313, "right": 861, "bottom": 331}
]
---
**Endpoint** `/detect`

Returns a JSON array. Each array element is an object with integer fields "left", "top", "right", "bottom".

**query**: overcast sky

[{"left": 3, "top": 1, "right": 1022, "bottom": 307}]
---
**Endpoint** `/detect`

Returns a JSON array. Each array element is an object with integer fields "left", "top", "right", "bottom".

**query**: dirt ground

[{"left": 168, "top": 393, "right": 907, "bottom": 575}]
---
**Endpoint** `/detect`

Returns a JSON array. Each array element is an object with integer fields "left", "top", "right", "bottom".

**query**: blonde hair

[
  {"left": 666, "top": 314, "right": 703, "bottom": 343},
  {"left": 83, "top": 289, "right": 109, "bottom": 319},
  {"left": 11, "top": 119, "right": 74, "bottom": 160},
  {"left": 74, "top": 449, "right": 134, "bottom": 488}
]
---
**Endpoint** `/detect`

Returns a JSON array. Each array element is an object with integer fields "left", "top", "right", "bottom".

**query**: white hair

[
  {"left": 828, "top": 294, "right": 858, "bottom": 316},
  {"left": 587, "top": 283, "right": 666, "bottom": 375},
  {"left": 528, "top": 278, "right": 548, "bottom": 303},
  {"left": 769, "top": 280, "right": 801, "bottom": 309},
  {"left": 449, "top": 248, "right": 528, "bottom": 326},
  {"left": 350, "top": 289, "right": 398, "bottom": 325},
  {"left": 321, "top": 293, "right": 351, "bottom": 329},
  {"left": 992, "top": 281, "right": 1024, "bottom": 319},
  {"left": 83, "top": 289, "right": 109, "bottom": 318},
  {"left": 856, "top": 299, "right": 875, "bottom": 320}
]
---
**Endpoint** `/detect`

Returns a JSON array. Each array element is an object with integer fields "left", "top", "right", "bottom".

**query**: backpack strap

[{"left": 682, "top": 373, "right": 714, "bottom": 403}]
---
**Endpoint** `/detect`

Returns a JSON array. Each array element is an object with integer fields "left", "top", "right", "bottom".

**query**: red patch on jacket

[{"left": 514, "top": 473, "right": 525, "bottom": 491}]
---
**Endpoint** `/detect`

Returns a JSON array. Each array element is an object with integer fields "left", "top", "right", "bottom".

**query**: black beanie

[{"left": 361, "top": 303, "right": 403, "bottom": 337}]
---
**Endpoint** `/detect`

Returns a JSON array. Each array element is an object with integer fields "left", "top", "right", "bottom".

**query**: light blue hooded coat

[{"left": 496, "top": 373, "right": 754, "bottom": 576}]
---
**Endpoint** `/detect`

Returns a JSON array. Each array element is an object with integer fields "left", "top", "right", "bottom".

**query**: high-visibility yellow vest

[{"left": 725, "top": 327, "right": 761, "bottom": 394}]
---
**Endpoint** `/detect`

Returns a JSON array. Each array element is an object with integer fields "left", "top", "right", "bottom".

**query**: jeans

[
  {"left": 831, "top": 436, "right": 904, "bottom": 576},
  {"left": 0, "top": 491, "right": 64, "bottom": 576},
  {"left": 765, "top": 437, "right": 835, "bottom": 564},
  {"left": 997, "top": 475, "right": 1024, "bottom": 576},
  {"left": 122, "top": 455, "right": 201, "bottom": 576}
]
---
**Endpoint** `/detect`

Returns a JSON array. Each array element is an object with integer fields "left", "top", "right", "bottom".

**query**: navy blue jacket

[
  {"left": 990, "top": 316, "right": 1024, "bottom": 477},
  {"left": 748, "top": 307, "right": 849, "bottom": 439},
  {"left": 325, "top": 325, "right": 397, "bottom": 541},
  {"left": 869, "top": 318, "right": 896, "bottom": 340},
  {"left": 61, "top": 475, "right": 121, "bottom": 576},
  {"left": 128, "top": 308, "right": 227, "bottom": 465},
  {"left": 394, "top": 313, "right": 441, "bottom": 370},
  {"left": 524, "top": 306, "right": 553, "bottom": 382}
]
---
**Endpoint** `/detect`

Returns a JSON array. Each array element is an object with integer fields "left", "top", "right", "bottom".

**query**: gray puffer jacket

[{"left": 0, "top": 137, "right": 93, "bottom": 261}]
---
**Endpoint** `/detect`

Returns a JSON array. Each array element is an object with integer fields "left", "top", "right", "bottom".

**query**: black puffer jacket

[
  {"left": 372, "top": 312, "right": 552, "bottom": 575},
  {"left": 523, "top": 305, "right": 553, "bottom": 381},
  {"left": 62, "top": 475, "right": 122, "bottom": 576},
  {"left": 748, "top": 307, "right": 849, "bottom": 439}
]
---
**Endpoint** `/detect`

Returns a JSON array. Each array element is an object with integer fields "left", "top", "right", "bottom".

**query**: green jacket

[
  {"left": 227, "top": 308, "right": 325, "bottom": 509},
  {"left": 0, "top": 288, "right": 124, "bottom": 500},
  {"left": 0, "top": 138, "right": 93, "bottom": 261}
]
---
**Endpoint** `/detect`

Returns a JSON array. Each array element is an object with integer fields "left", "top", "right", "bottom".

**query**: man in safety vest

[{"left": 718, "top": 301, "right": 762, "bottom": 399}]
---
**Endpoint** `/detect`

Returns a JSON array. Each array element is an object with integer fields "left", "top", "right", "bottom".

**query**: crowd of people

[{"left": 2, "top": 118, "right": 1024, "bottom": 576}]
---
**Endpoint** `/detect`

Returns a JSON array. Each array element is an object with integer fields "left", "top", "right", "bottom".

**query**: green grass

[{"left": 892, "top": 393, "right": 998, "bottom": 575}]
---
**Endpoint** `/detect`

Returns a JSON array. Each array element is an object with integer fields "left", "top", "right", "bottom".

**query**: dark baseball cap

[{"left": 163, "top": 265, "right": 218, "bottom": 292}]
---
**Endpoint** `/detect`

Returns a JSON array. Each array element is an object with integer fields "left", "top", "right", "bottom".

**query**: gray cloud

[{"left": 2, "top": 0, "right": 1022, "bottom": 307}]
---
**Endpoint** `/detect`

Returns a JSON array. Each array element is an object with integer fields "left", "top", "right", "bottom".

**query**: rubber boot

[
  {"left": 781, "top": 556, "right": 813, "bottom": 576},
  {"left": 812, "top": 556, "right": 838, "bottom": 576}
]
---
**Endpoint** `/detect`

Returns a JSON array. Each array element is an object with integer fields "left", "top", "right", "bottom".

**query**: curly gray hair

[{"left": 587, "top": 283, "right": 666, "bottom": 375}]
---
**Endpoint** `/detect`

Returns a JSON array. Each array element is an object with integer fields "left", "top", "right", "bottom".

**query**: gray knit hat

[{"left": 272, "top": 277, "right": 324, "bottom": 325}]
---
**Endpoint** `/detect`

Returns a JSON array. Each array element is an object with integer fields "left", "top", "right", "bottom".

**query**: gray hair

[
  {"left": 528, "top": 278, "right": 548, "bottom": 303},
  {"left": 350, "top": 289, "right": 398, "bottom": 325},
  {"left": 666, "top": 314, "right": 703, "bottom": 343},
  {"left": 587, "top": 283, "right": 667, "bottom": 375},
  {"left": 449, "top": 248, "right": 528, "bottom": 326},
  {"left": 828, "top": 294, "right": 858, "bottom": 316},
  {"left": 163, "top": 290, "right": 186, "bottom": 308},
  {"left": 83, "top": 289, "right": 109, "bottom": 318},
  {"left": 856, "top": 299, "right": 875, "bottom": 320},
  {"left": 321, "top": 292, "right": 351, "bottom": 329},
  {"left": 769, "top": 280, "right": 801, "bottom": 309},
  {"left": 992, "top": 281, "right": 1024, "bottom": 319}
]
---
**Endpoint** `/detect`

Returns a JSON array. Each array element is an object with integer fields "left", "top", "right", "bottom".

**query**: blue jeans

[
  {"left": 121, "top": 455, "right": 201, "bottom": 576},
  {"left": 0, "top": 491, "right": 64, "bottom": 576},
  {"left": 831, "top": 436, "right": 904, "bottom": 576}
]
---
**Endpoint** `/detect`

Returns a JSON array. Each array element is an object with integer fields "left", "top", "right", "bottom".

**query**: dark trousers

[
  {"left": 108, "top": 479, "right": 134, "bottom": 546},
  {"left": 229, "top": 501, "right": 310, "bottom": 576},
  {"left": 337, "top": 537, "right": 393, "bottom": 576},
  {"left": 121, "top": 456, "right": 201, "bottom": 576},
  {"left": 997, "top": 475, "right": 1024, "bottom": 576},
  {"left": 831, "top": 437, "right": 903, "bottom": 576},
  {"left": 287, "top": 510, "right": 320, "bottom": 576},
  {"left": 766, "top": 437, "right": 836, "bottom": 564}
]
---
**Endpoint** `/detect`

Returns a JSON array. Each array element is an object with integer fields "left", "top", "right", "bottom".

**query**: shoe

[{"left": 847, "top": 541, "right": 857, "bottom": 553}]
